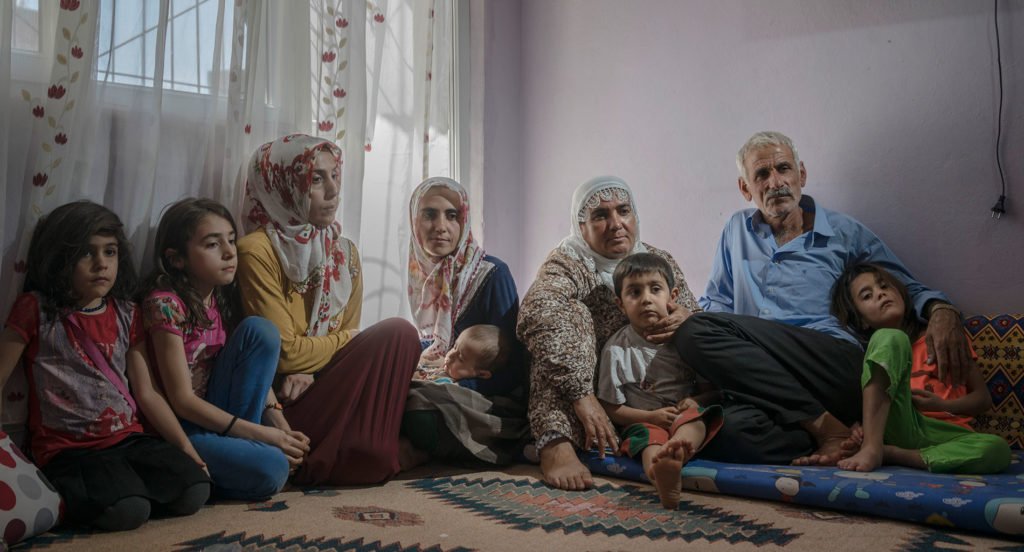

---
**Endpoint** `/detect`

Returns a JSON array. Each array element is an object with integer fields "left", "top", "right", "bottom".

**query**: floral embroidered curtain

[
  {"left": 0, "top": 0, "right": 455, "bottom": 432},
  {"left": 0, "top": 0, "right": 316, "bottom": 311},
  {"left": 0, "top": 0, "right": 320, "bottom": 438},
  {"left": 359, "top": 0, "right": 453, "bottom": 322}
]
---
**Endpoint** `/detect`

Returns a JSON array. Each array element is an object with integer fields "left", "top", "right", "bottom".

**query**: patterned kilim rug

[{"left": 12, "top": 464, "right": 1023, "bottom": 551}]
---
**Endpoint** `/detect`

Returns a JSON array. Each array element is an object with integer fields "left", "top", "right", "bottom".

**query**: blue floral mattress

[{"left": 580, "top": 450, "right": 1024, "bottom": 539}]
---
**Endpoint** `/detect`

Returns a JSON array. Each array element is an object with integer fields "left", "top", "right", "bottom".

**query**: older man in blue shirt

[{"left": 672, "top": 131, "right": 970, "bottom": 466}]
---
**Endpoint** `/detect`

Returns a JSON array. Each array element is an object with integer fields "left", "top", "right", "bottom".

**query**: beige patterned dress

[{"left": 516, "top": 243, "right": 701, "bottom": 449}]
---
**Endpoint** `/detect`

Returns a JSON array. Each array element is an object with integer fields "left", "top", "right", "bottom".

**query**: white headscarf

[
  {"left": 407, "top": 177, "right": 493, "bottom": 360},
  {"left": 558, "top": 175, "right": 647, "bottom": 289},
  {"left": 242, "top": 134, "right": 353, "bottom": 336}
]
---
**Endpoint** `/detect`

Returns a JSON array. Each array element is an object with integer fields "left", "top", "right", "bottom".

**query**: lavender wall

[
  {"left": 482, "top": 0, "right": 1023, "bottom": 316},
  {"left": 477, "top": 0, "right": 524, "bottom": 277}
]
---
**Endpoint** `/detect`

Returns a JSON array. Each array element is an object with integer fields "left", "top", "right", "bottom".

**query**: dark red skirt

[{"left": 285, "top": 318, "right": 418, "bottom": 486}]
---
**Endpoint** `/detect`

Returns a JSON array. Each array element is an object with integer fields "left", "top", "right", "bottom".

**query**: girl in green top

[{"left": 830, "top": 262, "right": 1009, "bottom": 474}]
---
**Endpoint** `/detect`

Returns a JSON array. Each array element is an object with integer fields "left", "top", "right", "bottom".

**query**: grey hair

[{"left": 736, "top": 131, "right": 800, "bottom": 183}]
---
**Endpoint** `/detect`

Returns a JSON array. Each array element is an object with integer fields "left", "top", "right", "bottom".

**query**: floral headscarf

[
  {"left": 558, "top": 175, "right": 647, "bottom": 289},
  {"left": 408, "top": 177, "right": 493, "bottom": 361},
  {"left": 243, "top": 133, "right": 352, "bottom": 336}
]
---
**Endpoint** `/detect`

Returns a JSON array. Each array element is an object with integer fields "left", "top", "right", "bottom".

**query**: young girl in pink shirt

[{"left": 141, "top": 198, "right": 308, "bottom": 500}]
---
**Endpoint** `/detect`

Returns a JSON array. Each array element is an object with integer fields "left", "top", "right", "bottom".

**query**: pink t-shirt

[{"left": 143, "top": 291, "right": 226, "bottom": 399}]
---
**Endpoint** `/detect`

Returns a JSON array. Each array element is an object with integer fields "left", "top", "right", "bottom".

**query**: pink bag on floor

[{"left": 0, "top": 431, "right": 61, "bottom": 547}]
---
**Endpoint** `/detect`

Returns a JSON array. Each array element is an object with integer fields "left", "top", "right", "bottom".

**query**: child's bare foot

[
  {"left": 836, "top": 443, "right": 883, "bottom": 472},
  {"left": 650, "top": 440, "right": 695, "bottom": 509}
]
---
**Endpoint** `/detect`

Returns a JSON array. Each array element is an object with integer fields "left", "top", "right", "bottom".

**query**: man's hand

[
  {"left": 646, "top": 406, "right": 681, "bottom": 430},
  {"left": 924, "top": 309, "right": 970, "bottom": 386},
  {"left": 572, "top": 394, "right": 619, "bottom": 458},
  {"left": 279, "top": 374, "right": 315, "bottom": 404},
  {"left": 644, "top": 302, "right": 692, "bottom": 344}
]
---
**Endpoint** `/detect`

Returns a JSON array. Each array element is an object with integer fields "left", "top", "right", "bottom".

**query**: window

[
  {"left": 12, "top": 0, "right": 41, "bottom": 52},
  {"left": 95, "top": 0, "right": 233, "bottom": 94}
]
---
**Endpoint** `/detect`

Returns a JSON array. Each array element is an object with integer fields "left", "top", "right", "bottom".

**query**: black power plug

[{"left": 991, "top": 195, "right": 1006, "bottom": 219}]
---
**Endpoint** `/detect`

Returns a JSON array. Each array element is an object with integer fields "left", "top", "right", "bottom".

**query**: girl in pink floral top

[
  {"left": 145, "top": 292, "right": 225, "bottom": 399},
  {"left": 142, "top": 198, "right": 309, "bottom": 500}
]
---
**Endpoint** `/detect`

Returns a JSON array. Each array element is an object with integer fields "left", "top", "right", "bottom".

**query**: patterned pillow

[
  {"left": 966, "top": 314, "right": 1024, "bottom": 450},
  {"left": 0, "top": 431, "right": 61, "bottom": 546}
]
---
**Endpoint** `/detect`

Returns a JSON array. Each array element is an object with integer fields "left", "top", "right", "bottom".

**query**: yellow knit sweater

[{"left": 237, "top": 229, "right": 362, "bottom": 374}]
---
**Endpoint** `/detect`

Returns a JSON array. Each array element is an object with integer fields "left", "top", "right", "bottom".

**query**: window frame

[
  {"left": 10, "top": 0, "right": 57, "bottom": 84},
  {"left": 451, "top": 0, "right": 469, "bottom": 185}
]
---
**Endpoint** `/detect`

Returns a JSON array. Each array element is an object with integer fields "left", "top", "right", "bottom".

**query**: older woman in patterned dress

[{"left": 517, "top": 176, "right": 702, "bottom": 490}]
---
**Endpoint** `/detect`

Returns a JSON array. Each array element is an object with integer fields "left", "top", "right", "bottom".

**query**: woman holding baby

[{"left": 401, "top": 177, "right": 530, "bottom": 466}]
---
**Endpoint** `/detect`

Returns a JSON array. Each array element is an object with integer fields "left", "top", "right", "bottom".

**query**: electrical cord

[{"left": 991, "top": 0, "right": 1007, "bottom": 219}]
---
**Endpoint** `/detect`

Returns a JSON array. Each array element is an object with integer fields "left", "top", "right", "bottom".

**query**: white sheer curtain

[
  {"left": 311, "top": 0, "right": 369, "bottom": 244},
  {"left": 1, "top": 0, "right": 454, "bottom": 431},
  {"left": 0, "top": 0, "right": 423, "bottom": 429},
  {"left": 1, "top": 0, "right": 316, "bottom": 309},
  {"left": 359, "top": 0, "right": 452, "bottom": 324}
]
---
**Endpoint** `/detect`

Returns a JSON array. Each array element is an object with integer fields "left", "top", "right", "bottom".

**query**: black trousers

[{"left": 674, "top": 312, "right": 864, "bottom": 464}]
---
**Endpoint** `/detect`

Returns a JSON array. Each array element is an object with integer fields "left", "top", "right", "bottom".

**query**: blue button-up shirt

[{"left": 700, "top": 196, "right": 948, "bottom": 344}]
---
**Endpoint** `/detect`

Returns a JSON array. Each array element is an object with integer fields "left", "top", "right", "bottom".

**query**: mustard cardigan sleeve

[
  {"left": 237, "top": 230, "right": 362, "bottom": 375},
  {"left": 336, "top": 244, "right": 363, "bottom": 333}
]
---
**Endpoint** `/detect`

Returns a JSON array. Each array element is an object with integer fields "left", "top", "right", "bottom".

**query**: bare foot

[
  {"left": 836, "top": 444, "right": 883, "bottom": 472},
  {"left": 793, "top": 413, "right": 853, "bottom": 466},
  {"left": 540, "top": 439, "right": 593, "bottom": 491},
  {"left": 792, "top": 436, "right": 851, "bottom": 466},
  {"left": 398, "top": 436, "right": 430, "bottom": 471},
  {"left": 650, "top": 440, "right": 695, "bottom": 509},
  {"left": 841, "top": 422, "right": 864, "bottom": 452}
]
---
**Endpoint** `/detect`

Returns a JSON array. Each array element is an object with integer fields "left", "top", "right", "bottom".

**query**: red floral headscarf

[
  {"left": 408, "top": 177, "right": 491, "bottom": 360},
  {"left": 243, "top": 134, "right": 352, "bottom": 336}
]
